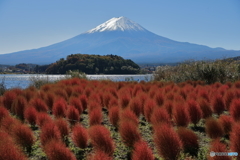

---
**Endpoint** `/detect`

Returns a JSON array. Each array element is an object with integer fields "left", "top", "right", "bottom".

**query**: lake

[{"left": 0, "top": 74, "right": 153, "bottom": 89}]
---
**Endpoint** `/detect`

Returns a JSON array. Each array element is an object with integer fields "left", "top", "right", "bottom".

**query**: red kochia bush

[
  {"left": 69, "top": 97, "right": 83, "bottom": 115},
  {"left": 89, "top": 108, "right": 102, "bottom": 126},
  {"left": 173, "top": 103, "right": 190, "bottom": 127},
  {"left": 177, "top": 127, "right": 199, "bottom": 156},
  {"left": 211, "top": 94, "right": 225, "bottom": 115},
  {"left": 0, "top": 106, "right": 9, "bottom": 122},
  {"left": 55, "top": 118, "right": 69, "bottom": 140},
  {"left": 11, "top": 96, "right": 27, "bottom": 119},
  {"left": 154, "top": 92, "right": 164, "bottom": 107},
  {"left": 30, "top": 98, "right": 48, "bottom": 112},
  {"left": 40, "top": 122, "right": 61, "bottom": 146},
  {"left": 109, "top": 106, "right": 120, "bottom": 127},
  {"left": 44, "top": 92, "right": 55, "bottom": 110},
  {"left": 67, "top": 105, "right": 80, "bottom": 125},
  {"left": 72, "top": 124, "right": 88, "bottom": 149},
  {"left": 150, "top": 107, "right": 171, "bottom": 126},
  {"left": 197, "top": 98, "right": 212, "bottom": 118},
  {"left": 129, "top": 97, "right": 142, "bottom": 117},
  {"left": 218, "top": 115, "right": 233, "bottom": 135},
  {"left": 119, "top": 94, "right": 131, "bottom": 109},
  {"left": 44, "top": 140, "right": 77, "bottom": 160},
  {"left": 2, "top": 90, "right": 17, "bottom": 110},
  {"left": 119, "top": 121, "right": 141, "bottom": 147},
  {"left": 0, "top": 132, "right": 27, "bottom": 160},
  {"left": 205, "top": 117, "right": 224, "bottom": 139},
  {"left": 121, "top": 109, "right": 139, "bottom": 126},
  {"left": 154, "top": 124, "right": 182, "bottom": 160},
  {"left": 230, "top": 99, "right": 240, "bottom": 122},
  {"left": 209, "top": 139, "right": 231, "bottom": 160},
  {"left": 52, "top": 98, "right": 67, "bottom": 118},
  {"left": 187, "top": 99, "right": 202, "bottom": 126},
  {"left": 143, "top": 99, "right": 157, "bottom": 122},
  {"left": 230, "top": 123, "right": 240, "bottom": 158},
  {"left": 79, "top": 95, "right": 88, "bottom": 111},
  {"left": 88, "top": 125, "right": 115, "bottom": 156},
  {"left": 12, "top": 124, "right": 35, "bottom": 151},
  {"left": 36, "top": 112, "right": 52, "bottom": 128},
  {"left": 224, "top": 90, "right": 235, "bottom": 110},
  {"left": 24, "top": 106, "right": 37, "bottom": 125},
  {"left": 131, "top": 141, "right": 154, "bottom": 160},
  {"left": 88, "top": 150, "right": 113, "bottom": 160}
]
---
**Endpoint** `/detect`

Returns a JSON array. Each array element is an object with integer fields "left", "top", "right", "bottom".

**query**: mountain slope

[{"left": 0, "top": 16, "right": 239, "bottom": 64}]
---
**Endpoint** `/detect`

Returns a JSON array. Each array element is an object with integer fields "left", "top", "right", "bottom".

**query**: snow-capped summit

[{"left": 86, "top": 16, "right": 146, "bottom": 33}]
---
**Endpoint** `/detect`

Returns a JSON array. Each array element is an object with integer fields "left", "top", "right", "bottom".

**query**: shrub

[
  {"left": 44, "top": 140, "right": 77, "bottom": 160},
  {"left": 129, "top": 97, "right": 142, "bottom": 117},
  {"left": 108, "top": 106, "right": 120, "bottom": 127},
  {"left": 40, "top": 122, "right": 61, "bottom": 146},
  {"left": 211, "top": 94, "right": 225, "bottom": 115},
  {"left": 218, "top": 115, "right": 233, "bottom": 135},
  {"left": 143, "top": 99, "right": 157, "bottom": 122},
  {"left": 120, "top": 109, "right": 139, "bottom": 126},
  {"left": 36, "top": 112, "right": 52, "bottom": 128},
  {"left": 89, "top": 108, "right": 102, "bottom": 126},
  {"left": 119, "top": 94, "right": 130, "bottom": 109},
  {"left": 88, "top": 150, "right": 113, "bottom": 160},
  {"left": 72, "top": 124, "right": 88, "bottom": 149},
  {"left": 0, "top": 106, "right": 9, "bottom": 122},
  {"left": 0, "top": 116, "right": 21, "bottom": 133},
  {"left": 197, "top": 98, "right": 212, "bottom": 118},
  {"left": 150, "top": 107, "right": 171, "bottom": 126},
  {"left": 177, "top": 127, "right": 199, "bottom": 156},
  {"left": 154, "top": 92, "right": 164, "bottom": 106},
  {"left": 12, "top": 124, "right": 35, "bottom": 152},
  {"left": 2, "top": 90, "right": 17, "bottom": 110},
  {"left": 230, "top": 99, "right": 240, "bottom": 122},
  {"left": 67, "top": 105, "right": 80, "bottom": 125},
  {"left": 224, "top": 90, "right": 235, "bottom": 110},
  {"left": 0, "top": 132, "right": 27, "bottom": 160},
  {"left": 154, "top": 124, "right": 182, "bottom": 160},
  {"left": 198, "top": 89, "right": 210, "bottom": 102},
  {"left": 88, "top": 101, "right": 102, "bottom": 113},
  {"left": 119, "top": 121, "right": 141, "bottom": 147},
  {"left": 131, "top": 141, "right": 154, "bottom": 160},
  {"left": 163, "top": 100, "right": 174, "bottom": 118},
  {"left": 44, "top": 92, "right": 55, "bottom": 110},
  {"left": 24, "top": 106, "right": 38, "bottom": 125},
  {"left": 30, "top": 98, "right": 48, "bottom": 112},
  {"left": 103, "top": 93, "right": 113, "bottom": 108},
  {"left": 52, "top": 98, "right": 67, "bottom": 118},
  {"left": 69, "top": 97, "right": 83, "bottom": 115},
  {"left": 79, "top": 95, "right": 88, "bottom": 111},
  {"left": 187, "top": 99, "right": 202, "bottom": 125},
  {"left": 11, "top": 96, "right": 27, "bottom": 120},
  {"left": 205, "top": 117, "right": 224, "bottom": 139},
  {"left": 173, "top": 103, "right": 190, "bottom": 127},
  {"left": 88, "top": 125, "right": 115, "bottom": 156},
  {"left": 55, "top": 118, "right": 69, "bottom": 140},
  {"left": 230, "top": 123, "right": 240, "bottom": 159},
  {"left": 209, "top": 139, "right": 231, "bottom": 160}
]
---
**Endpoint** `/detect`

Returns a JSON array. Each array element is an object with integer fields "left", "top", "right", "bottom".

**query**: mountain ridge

[{"left": 0, "top": 16, "right": 239, "bottom": 65}]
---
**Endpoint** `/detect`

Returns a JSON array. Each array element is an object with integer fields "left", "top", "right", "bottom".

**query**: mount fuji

[{"left": 1, "top": 16, "right": 240, "bottom": 64}]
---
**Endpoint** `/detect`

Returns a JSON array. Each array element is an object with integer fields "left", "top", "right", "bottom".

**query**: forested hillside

[{"left": 41, "top": 54, "right": 140, "bottom": 74}]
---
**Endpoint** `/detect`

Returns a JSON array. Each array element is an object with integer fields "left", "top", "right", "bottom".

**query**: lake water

[{"left": 0, "top": 74, "right": 153, "bottom": 89}]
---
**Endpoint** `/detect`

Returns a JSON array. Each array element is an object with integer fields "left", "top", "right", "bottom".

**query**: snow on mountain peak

[{"left": 86, "top": 16, "right": 146, "bottom": 33}]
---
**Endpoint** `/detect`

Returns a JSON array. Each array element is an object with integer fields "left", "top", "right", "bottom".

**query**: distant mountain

[{"left": 0, "top": 16, "right": 239, "bottom": 65}]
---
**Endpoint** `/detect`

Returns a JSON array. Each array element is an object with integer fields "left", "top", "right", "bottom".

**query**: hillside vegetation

[
  {"left": 154, "top": 59, "right": 240, "bottom": 84},
  {"left": 36, "top": 54, "right": 140, "bottom": 74}
]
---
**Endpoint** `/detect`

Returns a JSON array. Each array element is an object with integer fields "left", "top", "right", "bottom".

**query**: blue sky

[{"left": 0, "top": 0, "right": 240, "bottom": 54}]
